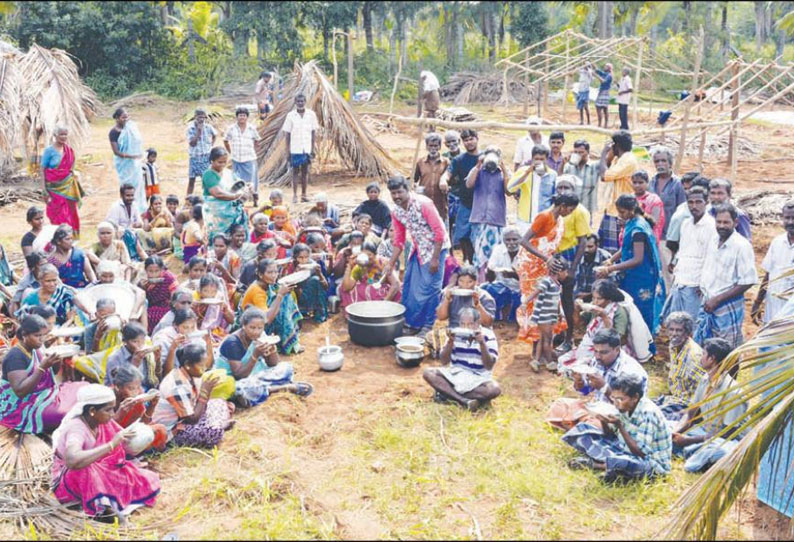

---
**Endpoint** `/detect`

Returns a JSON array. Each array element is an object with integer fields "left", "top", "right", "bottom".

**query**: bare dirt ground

[{"left": 1, "top": 97, "right": 792, "bottom": 540}]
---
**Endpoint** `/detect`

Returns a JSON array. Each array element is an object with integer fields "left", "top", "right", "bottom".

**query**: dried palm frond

[
  {"left": 0, "top": 53, "right": 21, "bottom": 169},
  {"left": 17, "top": 44, "right": 98, "bottom": 159},
  {"left": 659, "top": 316, "right": 794, "bottom": 540},
  {"left": 256, "top": 61, "right": 400, "bottom": 187},
  {"left": 0, "top": 427, "right": 166, "bottom": 538}
]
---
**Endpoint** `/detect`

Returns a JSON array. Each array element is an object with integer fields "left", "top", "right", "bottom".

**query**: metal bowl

[
  {"left": 317, "top": 345, "right": 344, "bottom": 371},
  {"left": 395, "top": 343, "right": 425, "bottom": 368}
]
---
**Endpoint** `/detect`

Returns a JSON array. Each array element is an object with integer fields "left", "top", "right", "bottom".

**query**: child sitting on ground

[{"left": 526, "top": 261, "right": 568, "bottom": 373}]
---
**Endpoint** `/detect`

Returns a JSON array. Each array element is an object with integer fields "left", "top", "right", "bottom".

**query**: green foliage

[
  {"left": 510, "top": 2, "right": 550, "bottom": 47},
  {"left": 6, "top": 1, "right": 168, "bottom": 98}
]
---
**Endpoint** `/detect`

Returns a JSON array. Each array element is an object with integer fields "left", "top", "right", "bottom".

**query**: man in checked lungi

[{"left": 694, "top": 204, "right": 758, "bottom": 349}]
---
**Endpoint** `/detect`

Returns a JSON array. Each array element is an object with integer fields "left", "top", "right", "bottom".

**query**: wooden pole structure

[
  {"left": 331, "top": 33, "right": 339, "bottom": 89},
  {"left": 632, "top": 39, "right": 644, "bottom": 129},
  {"left": 543, "top": 40, "right": 551, "bottom": 117},
  {"left": 674, "top": 26, "right": 704, "bottom": 172},
  {"left": 388, "top": 51, "right": 403, "bottom": 117},
  {"left": 347, "top": 31, "right": 354, "bottom": 101},
  {"left": 410, "top": 120, "right": 424, "bottom": 190},
  {"left": 727, "top": 61, "right": 740, "bottom": 180},
  {"left": 382, "top": 113, "right": 739, "bottom": 137},
  {"left": 561, "top": 32, "right": 571, "bottom": 123},
  {"left": 697, "top": 131, "right": 707, "bottom": 171},
  {"left": 522, "top": 50, "right": 530, "bottom": 115}
]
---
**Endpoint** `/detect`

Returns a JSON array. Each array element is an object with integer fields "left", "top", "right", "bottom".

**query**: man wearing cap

[{"left": 513, "top": 117, "right": 548, "bottom": 170}]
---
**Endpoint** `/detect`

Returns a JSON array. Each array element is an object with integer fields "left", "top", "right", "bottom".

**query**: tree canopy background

[{"left": 0, "top": 1, "right": 793, "bottom": 100}]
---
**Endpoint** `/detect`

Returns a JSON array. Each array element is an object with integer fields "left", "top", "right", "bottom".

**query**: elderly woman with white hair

[
  {"left": 309, "top": 192, "right": 345, "bottom": 240},
  {"left": 481, "top": 226, "right": 522, "bottom": 321},
  {"left": 88, "top": 222, "right": 135, "bottom": 279},
  {"left": 51, "top": 383, "right": 160, "bottom": 524},
  {"left": 41, "top": 125, "right": 85, "bottom": 237}
]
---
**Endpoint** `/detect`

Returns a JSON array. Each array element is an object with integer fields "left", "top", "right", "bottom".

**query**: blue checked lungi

[
  {"left": 653, "top": 397, "right": 688, "bottom": 422},
  {"left": 189, "top": 154, "right": 210, "bottom": 178},
  {"left": 402, "top": 248, "right": 448, "bottom": 330},
  {"left": 595, "top": 89, "right": 610, "bottom": 108},
  {"left": 557, "top": 246, "right": 577, "bottom": 264},
  {"left": 673, "top": 426, "right": 739, "bottom": 473},
  {"left": 453, "top": 205, "right": 473, "bottom": 245},
  {"left": 597, "top": 213, "right": 621, "bottom": 254},
  {"left": 693, "top": 295, "right": 744, "bottom": 349},
  {"left": 576, "top": 90, "right": 589, "bottom": 110},
  {"left": 481, "top": 282, "right": 521, "bottom": 322},
  {"left": 562, "top": 422, "right": 656, "bottom": 479},
  {"left": 661, "top": 284, "right": 702, "bottom": 321},
  {"left": 233, "top": 159, "right": 258, "bottom": 191}
]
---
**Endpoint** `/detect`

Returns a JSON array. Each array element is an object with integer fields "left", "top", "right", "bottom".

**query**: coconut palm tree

[{"left": 660, "top": 299, "right": 794, "bottom": 540}]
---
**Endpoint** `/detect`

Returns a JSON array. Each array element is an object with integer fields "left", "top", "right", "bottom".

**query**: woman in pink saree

[
  {"left": 51, "top": 383, "right": 160, "bottom": 524},
  {"left": 41, "top": 126, "right": 85, "bottom": 237}
]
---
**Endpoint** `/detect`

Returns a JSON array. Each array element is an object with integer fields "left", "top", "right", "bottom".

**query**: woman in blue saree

[
  {"left": 18, "top": 264, "right": 90, "bottom": 326},
  {"left": 202, "top": 147, "right": 249, "bottom": 241},
  {"left": 109, "top": 108, "right": 147, "bottom": 215},
  {"left": 596, "top": 194, "right": 664, "bottom": 335}
]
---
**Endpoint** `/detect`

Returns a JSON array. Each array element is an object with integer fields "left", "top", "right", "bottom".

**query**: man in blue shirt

[
  {"left": 443, "top": 129, "right": 481, "bottom": 265},
  {"left": 594, "top": 63, "right": 614, "bottom": 128}
]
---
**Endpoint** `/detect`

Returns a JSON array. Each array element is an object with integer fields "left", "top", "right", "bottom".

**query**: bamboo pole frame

[
  {"left": 632, "top": 40, "right": 643, "bottom": 129},
  {"left": 381, "top": 114, "right": 739, "bottom": 138},
  {"left": 561, "top": 32, "right": 570, "bottom": 122},
  {"left": 674, "top": 27, "right": 704, "bottom": 172}
]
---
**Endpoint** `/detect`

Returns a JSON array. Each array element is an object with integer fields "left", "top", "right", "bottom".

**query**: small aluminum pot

[{"left": 328, "top": 295, "right": 341, "bottom": 314}]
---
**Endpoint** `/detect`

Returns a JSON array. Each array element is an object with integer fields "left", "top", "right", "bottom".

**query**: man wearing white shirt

[
  {"left": 752, "top": 201, "right": 794, "bottom": 324},
  {"left": 418, "top": 70, "right": 441, "bottom": 128},
  {"left": 106, "top": 183, "right": 143, "bottom": 231},
  {"left": 695, "top": 204, "right": 758, "bottom": 349},
  {"left": 617, "top": 68, "right": 633, "bottom": 130},
  {"left": 513, "top": 116, "right": 548, "bottom": 170},
  {"left": 283, "top": 94, "right": 319, "bottom": 204},
  {"left": 664, "top": 187, "right": 716, "bottom": 319},
  {"left": 224, "top": 107, "right": 262, "bottom": 206}
]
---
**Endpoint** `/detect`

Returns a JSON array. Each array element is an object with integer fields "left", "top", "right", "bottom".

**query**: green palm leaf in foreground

[{"left": 659, "top": 316, "right": 794, "bottom": 540}]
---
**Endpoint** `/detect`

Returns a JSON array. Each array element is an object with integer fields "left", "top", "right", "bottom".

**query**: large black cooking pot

[{"left": 346, "top": 301, "right": 406, "bottom": 347}]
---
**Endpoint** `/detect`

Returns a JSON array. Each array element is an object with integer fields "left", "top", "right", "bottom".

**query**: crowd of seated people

[{"left": 0, "top": 122, "right": 773, "bottom": 526}]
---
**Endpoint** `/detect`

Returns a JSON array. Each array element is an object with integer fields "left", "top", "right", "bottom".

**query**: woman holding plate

[{"left": 215, "top": 308, "right": 312, "bottom": 407}]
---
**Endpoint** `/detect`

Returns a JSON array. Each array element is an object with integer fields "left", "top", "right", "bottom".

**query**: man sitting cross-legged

[
  {"left": 423, "top": 307, "right": 501, "bottom": 411},
  {"left": 565, "top": 372, "right": 672, "bottom": 482},
  {"left": 671, "top": 338, "right": 747, "bottom": 473}
]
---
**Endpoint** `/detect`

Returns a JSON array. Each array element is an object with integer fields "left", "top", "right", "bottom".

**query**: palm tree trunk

[
  {"left": 755, "top": 1, "right": 766, "bottom": 54},
  {"left": 363, "top": 2, "right": 374, "bottom": 51},
  {"left": 720, "top": 3, "right": 729, "bottom": 61}
]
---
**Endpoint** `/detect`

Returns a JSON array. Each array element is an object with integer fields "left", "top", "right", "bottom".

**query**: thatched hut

[
  {"left": 256, "top": 61, "right": 399, "bottom": 186},
  {"left": 0, "top": 40, "right": 97, "bottom": 171}
]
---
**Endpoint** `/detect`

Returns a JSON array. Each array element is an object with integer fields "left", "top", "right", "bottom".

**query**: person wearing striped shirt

[{"left": 423, "top": 307, "right": 501, "bottom": 411}]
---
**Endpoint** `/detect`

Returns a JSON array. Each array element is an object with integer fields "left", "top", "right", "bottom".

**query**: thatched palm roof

[
  {"left": 256, "top": 61, "right": 399, "bottom": 186},
  {"left": 0, "top": 42, "right": 97, "bottom": 170}
]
